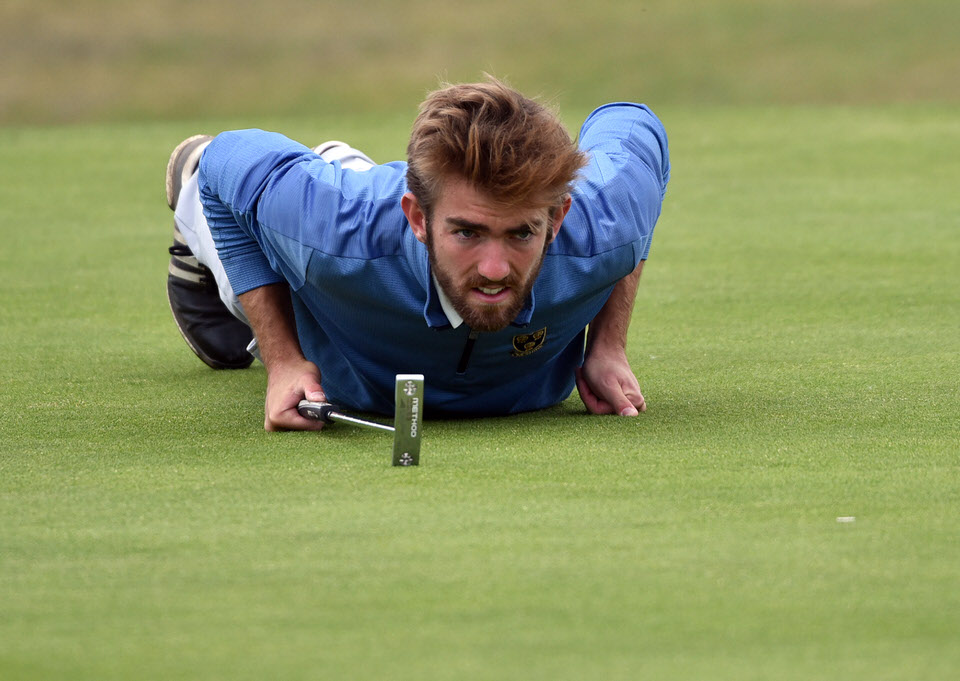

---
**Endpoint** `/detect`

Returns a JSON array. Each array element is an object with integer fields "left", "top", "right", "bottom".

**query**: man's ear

[
  {"left": 549, "top": 194, "right": 572, "bottom": 241},
  {"left": 402, "top": 192, "right": 428, "bottom": 244}
]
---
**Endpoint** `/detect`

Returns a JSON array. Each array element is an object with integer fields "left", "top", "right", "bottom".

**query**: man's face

[{"left": 402, "top": 176, "right": 570, "bottom": 333}]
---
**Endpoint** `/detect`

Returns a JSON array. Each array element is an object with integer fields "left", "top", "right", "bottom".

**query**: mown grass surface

[{"left": 1, "top": 104, "right": 958, "bottom": 679}]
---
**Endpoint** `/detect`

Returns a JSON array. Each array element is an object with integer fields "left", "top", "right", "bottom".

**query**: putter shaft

[
  {"left": 326, "top": 410, "right": 395, "bottom": 433},
  {"left": 297, "top": 400, "right": 393, "bottom": 432}
]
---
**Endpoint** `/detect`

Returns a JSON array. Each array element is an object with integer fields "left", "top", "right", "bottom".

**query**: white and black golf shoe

[{"left": 164, "top": 135, "right": 254, "bottom": 370}]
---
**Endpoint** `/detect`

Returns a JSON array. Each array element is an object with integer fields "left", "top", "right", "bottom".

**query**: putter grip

[{"left": 297, "top": 400, "right": 340, "bottom": 423}]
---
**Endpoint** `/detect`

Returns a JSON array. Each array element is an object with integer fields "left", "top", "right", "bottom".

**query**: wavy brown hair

[{"left": 406, "top": 76, "right": 587, "bottom": 218}]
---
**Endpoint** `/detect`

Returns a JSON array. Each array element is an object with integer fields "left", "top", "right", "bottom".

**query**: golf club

[{"left": 297, "top": 374, "right": 424, "bottom": 466}]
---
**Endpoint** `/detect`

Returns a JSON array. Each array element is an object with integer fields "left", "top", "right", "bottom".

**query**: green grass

[{"left": 1, "top": 105, "right": 958, "bottom": 679}]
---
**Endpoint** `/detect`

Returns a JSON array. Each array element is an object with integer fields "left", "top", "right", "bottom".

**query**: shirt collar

[{"left": 432, "top": 274, "right": 464, "bottom": 329}]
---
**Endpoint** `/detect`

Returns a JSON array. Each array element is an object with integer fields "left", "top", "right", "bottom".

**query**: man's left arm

[
  {"left": 572, "top": 102, "right": 670, "bottom": 416},
  {"left": 575, "top": 260, "right": 646, "bottom": 416}
]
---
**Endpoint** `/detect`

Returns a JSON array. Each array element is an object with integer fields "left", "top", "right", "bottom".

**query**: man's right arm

[
  {"left": 198, "top": 131, "right": 326, "bottom": 431},
  {"left": 239, "top": 283, "right": 327, "bottom": 431},
  {"left": 198, "top": 129, "right": 404, "bottom": 430}
]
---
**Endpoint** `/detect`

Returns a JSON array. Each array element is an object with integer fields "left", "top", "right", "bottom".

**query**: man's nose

[{"left": 476, "top": 242, "right": 511, "bottom": 282}]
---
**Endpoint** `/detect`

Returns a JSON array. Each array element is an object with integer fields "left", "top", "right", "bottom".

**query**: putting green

[{"left": 1, "top": 105, "right": 957, "bottom": 679}]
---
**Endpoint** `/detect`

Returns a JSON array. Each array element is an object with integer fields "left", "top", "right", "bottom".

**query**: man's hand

[
  {"left": 264, "top": 357, "right": 328, "bottom": 431},
  {"left": 577, "top": 260, "right": 647, "bottom": 416},
  {"left": 238, "top": 283, "right": 329, "bottom": 432},
  {"left": 575, "top": 346, "right": 646, "bottom": 416}
]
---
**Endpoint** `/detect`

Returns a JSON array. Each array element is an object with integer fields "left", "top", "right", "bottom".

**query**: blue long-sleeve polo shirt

[{"left": 198, "top": 103, "right": 669, "bottom": 416}]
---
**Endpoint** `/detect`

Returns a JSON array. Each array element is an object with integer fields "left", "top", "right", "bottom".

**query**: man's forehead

[{"left": 434, "top": 176, "right": 552, "bottom": 225}]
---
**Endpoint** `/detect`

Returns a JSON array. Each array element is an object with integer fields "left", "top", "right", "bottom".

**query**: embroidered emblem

[{"left": 511, "top": 327, "right": 547, "bottom": 357}]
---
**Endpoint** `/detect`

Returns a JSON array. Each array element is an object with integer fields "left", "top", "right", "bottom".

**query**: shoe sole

[
  {"left": 313, "top": 140, "right": 348, "bottom": 156},
  {"left": 165, "top": 134, "right": 212, "bottom": 211}
]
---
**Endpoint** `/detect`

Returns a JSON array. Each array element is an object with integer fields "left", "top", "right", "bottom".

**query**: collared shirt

[{"left": 198, "top": 103, "right": 670, "bottom": 416}]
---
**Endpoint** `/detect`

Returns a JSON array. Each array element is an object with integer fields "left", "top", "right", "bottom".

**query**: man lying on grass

[{"left": 164, "top": 76, "right": 670, "bottom": 430}]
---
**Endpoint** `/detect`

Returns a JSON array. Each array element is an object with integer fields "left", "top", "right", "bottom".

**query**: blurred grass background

[{"left": 2, "top": 0, "right": 958, "bottom": 124}]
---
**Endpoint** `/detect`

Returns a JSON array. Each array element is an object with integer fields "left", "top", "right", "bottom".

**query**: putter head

[{"left": 393, "top": 374, "right": 423, "bottom": 466}]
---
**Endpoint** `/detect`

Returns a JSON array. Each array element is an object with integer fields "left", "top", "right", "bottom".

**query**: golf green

[{"left": 1, "top": 105, "right": 957, "bottom": 679}]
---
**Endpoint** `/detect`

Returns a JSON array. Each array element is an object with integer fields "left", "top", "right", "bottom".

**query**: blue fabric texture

[{"left": 198, "top": 103, "right": 670, "bottom": 416}]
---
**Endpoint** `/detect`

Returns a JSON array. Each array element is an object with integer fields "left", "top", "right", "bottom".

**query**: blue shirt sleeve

[
  {"left": 197, "top": 130, "right": 312, "bottom": 295},
  {"left": 197, "top": 129, "right": 409, "bottom": 296},
  {"left": 570, "top": 103, "right": 670, "bottom": 260}
]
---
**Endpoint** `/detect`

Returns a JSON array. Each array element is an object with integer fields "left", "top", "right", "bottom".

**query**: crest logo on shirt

[{"left": 511, "top": 327, "right": 547, "bottom": 357}]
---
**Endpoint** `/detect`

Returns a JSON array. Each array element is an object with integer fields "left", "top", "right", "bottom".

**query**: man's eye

[
  {"left": 455, "top": 229, "right": 476, "bottom": 239},
  {"left": 514, "top": 229, "right": 534, "bottom": 241}
]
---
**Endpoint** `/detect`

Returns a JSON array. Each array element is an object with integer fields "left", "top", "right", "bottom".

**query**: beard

[{"left": 427, "top": 226, "right": 549, "bottom": 333}]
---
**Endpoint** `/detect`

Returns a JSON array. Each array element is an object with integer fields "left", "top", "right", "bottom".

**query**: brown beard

[{"left": 426, "top": 223, "right": 549, "bottom": 333}]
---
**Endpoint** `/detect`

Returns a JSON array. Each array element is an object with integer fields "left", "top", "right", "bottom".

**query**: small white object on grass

[{"left": 836, "top": 516, "right": 856, "bottom": 523}]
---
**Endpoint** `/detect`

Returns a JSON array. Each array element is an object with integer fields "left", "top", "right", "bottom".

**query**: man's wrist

[
  {"left": 238, "top": 283, "right": 305, "bottom": 372},
  {"left": 584, "top": 335, "right": 628, "bottom": 361},
  {"left": 583, "top": 260, "right": 644, "bottom": 360}
]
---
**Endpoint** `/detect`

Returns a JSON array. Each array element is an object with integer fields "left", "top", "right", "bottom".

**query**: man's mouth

[{"left": 471, "top": 285, "right": 511, "bottom": 304}]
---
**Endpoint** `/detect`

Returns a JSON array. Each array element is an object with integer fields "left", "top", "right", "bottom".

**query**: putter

[{"left": 297, "top": 374, "right": 424, "bottom": 466}]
